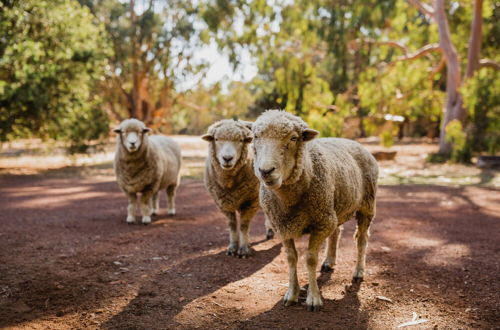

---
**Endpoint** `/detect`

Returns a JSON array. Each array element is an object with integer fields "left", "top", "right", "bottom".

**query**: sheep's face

[
  {"left": 202, "top": 122, "right": 253, "bottom": 171},
  {"left": 113, "top": 119, "right": 151, "bottom": 153},
  {"left": 253, "top": 125, "right": 318, "bottom": 189}
]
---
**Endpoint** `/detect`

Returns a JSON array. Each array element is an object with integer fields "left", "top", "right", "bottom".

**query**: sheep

[
  {"left": 202, "top": 119, "right": 274, "bottom": 258},
  {"left": 113, "top": 118, "right": 182, "bottom": 225},
  {"left": 251, "top": 110, "right": 378, "bottom": 311}
]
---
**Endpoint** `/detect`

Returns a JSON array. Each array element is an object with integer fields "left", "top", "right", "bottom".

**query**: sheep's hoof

[
  {"left": 151, "top": 209, "right": 158, "bottom": 216},
  {"left": 320, "top": 263, "right": 334, "bottom": 273},
  {"left": 226, "top": 244, "right": 238, "bottom": 256},
  {"left": 283, "top": 288, "right": 299, "bottom": 306},
  {"left": 167, "top": 208, "right": 176, "bottom": 216},
  {"left": 141, "top": 216, "right": 152, "bottom": 225},
  {"left": 306, "top": 294, "right": 323, "bottom": 312},
  {"left": 352, "top": 276, "right": 364, "bottom": 283},
  {"left": 306, "top": 303, "right": 322, "bottom": 312},
  {"left": 237, "top": 246, "right": 251, "bottom": 258},
  {"left": 352, "top": 269, "right": 364, "bottom": 282},
  {"left": 265, "top": 228, "right": 275, "bottom": 240},
  {"left": 283, "top": 298, "right": 298, "bottom": 307},
  {"left": 126, "top": 216, "right": 135, "bottom": 224}
]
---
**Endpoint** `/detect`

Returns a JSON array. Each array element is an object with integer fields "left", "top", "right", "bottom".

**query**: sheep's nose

[
  {"left": 223, "top": 156, "right": 233, "bottom": 163},
  {"left": 130, "top": 142, "right": 136, "bottom": 147},
  {"left": 259, "top": 167, "right": 275, "bottom": 177}
]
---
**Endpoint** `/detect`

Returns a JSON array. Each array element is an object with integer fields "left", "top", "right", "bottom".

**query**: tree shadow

[
  {"left": 101, "top": 242, "right": 282, "bottom": 329},
  {"left": 1, "top": 173, "right": 499, "bottom": 328}
]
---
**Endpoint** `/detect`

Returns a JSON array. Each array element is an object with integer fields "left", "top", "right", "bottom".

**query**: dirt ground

[{"left": 0, "top": 143, "right": 499, "bottom": 329}]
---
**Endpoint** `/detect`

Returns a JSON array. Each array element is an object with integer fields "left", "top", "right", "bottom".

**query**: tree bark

[
  {"left": 465, "top": 0, "right": 483, "bottom": 78},
  {"left": 435, "top": 0, "right": 464, "bottom": 155},
  {"left": 130, "top": 0, "right": 145, "bottom": 120}
]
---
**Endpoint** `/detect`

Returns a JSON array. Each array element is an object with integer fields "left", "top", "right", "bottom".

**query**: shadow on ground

[{"left": 0, "top": 173, "right": 499, "bottom": 328}]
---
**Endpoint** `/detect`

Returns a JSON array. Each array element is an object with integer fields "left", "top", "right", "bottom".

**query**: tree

[
  {"left": 81, "top": 0, "right": 206, "bottom": 131},
  {"left": 0, "top": 0, "right": 111, "bottom": 144},
  {"left": 406, "top": 0, "right": 498, "bottom": 155}
]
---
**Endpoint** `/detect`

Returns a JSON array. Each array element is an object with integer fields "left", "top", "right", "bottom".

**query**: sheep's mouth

[
  {"left": 221, "top": 164, "right": 235, "bottom": 170},
  {"left": 263, "top": 179, "right": 281, "bottom": 189}
]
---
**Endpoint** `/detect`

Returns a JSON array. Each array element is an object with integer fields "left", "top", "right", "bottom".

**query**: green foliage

[
  {"left": 461, "top": 69, "right": 500, "bottom": 156},
  {"left": 445, "top": 120, "right": 469, "bottom": 163},
  {"left": 0, "top": 0, "right": 111, "bottom": 145},
  {"left": 80, "top": 0, "right": 207, "bottom": 126},
  {"left": 380, "top": 130, "right": 395, "bottom": 148},
  {"left": 171, "top": 82, "right": 256, "bottom": 135}
]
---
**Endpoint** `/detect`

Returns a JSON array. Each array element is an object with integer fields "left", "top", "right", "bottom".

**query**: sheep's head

[
  {"left": 113, "top": 119, "right": 151, "bottom": 153},
  {"left": 202, "top": 119, "right": 253, "bottom": 171},
  {"left": 252, "top": 110, "right": 318, "bottom": 189}
]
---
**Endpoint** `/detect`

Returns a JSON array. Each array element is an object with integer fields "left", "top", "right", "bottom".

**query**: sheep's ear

[
  {"left": 201, "top": 134, "right": 214, "bottom": 142},
  {"left": 243, "top": 136, "right": 253, "bottom": 143},
  {"left": 239, "top": 120, "right": 253, "bottom": 131},
  {"left": 142, "top": 128, "right": 151, "bottom": 134},
  {"left": 113, "top": 128, "right": 121, "bottom": 134},
  {"left": 302, "top": 128, "right": 319, "bottom": 141}
]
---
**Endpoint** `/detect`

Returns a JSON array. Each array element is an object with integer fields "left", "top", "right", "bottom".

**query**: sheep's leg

[
  {"left": 306, "top": 232, "right": 329, "bottom": 311},
  {"left": 166, "top": 184, "right": 177, "bottom": 215},
  {"left": 283, "top": 239, "right": 300, "bottom": 306},
  {"left": 237, "top": 206, "right": 257, "bottom": 258},
  {"left": 126, "top": 193, "right": 137, "bottom": 224},
  {"left": 321, "top": 225, "right": 343, "bottom": 272},
  {"left": 223, "top": 211, "right": 239, "bottom": 256},
  {"left": 151, "top": 193, "right": 160, "bottom": 215},
  {"left": 353, "top": 211, "right": 373, "bottom": 281},
  {"left": 264, "top": 214, "right": 274, "bottom": 240},
  {"left": 139, "top": 192, "right": 153, "bottom": 225}
]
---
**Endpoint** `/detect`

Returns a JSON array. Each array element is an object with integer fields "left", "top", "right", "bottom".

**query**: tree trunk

[
  {"left": 465, "top": 0, "right": 483, "bottom": 78},
  {"left": 129, "top": 0, "right": 142, "bottom": 120},
  {"left": 435, "top": 0, "right": 464, "bottom": 155}
]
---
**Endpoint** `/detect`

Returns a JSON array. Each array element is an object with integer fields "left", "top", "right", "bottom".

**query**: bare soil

[{"left": 0, "top": 143, "right": 499, "bottom": 329}]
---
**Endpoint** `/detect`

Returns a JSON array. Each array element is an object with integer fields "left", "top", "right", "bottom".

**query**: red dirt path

[{"left": 0, "top": 172, "right": 499, "bottom": 329}]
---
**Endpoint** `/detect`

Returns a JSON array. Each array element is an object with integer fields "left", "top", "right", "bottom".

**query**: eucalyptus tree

[{"left": 81, "top": 0, "right": 207, "bottom": 130}]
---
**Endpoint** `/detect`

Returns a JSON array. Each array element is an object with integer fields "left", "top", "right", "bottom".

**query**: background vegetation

[{"left": 0, "top": 0, "right": 498, "bottom": 160}]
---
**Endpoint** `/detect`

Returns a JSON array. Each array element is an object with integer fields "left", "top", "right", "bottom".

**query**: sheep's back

[
  {"left": 149, "top": 135, "right": 182, "bottom": 186},
  {"left": 312, "top": 138, "right": 378, "bottom": 221}
]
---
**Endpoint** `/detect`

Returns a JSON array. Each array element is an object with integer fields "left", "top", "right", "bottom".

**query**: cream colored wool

[
  {"left": 203, "top": 119, "right": 273, "bottom": 257},
  {"left": 252, "top": 110, "right": 378, "bottom": 311},
  {"left": 114, "top": 118, "right": 181, "bottom": 225}
]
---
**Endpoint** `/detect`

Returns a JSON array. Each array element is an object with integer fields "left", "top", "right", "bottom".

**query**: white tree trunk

[{"left": 435, "top": 0, "right": 464, "bottom": 155}]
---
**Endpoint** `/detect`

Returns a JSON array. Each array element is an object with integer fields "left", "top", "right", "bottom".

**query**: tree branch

[
  {"left": 395, "top": 43, "right": 441, "bottom": 61},
  {"left": 407, "top": 0, "right": 435, "bottom": 19},
  {"left": 349, "top": 38, "right": 408, "bottom": 54},
  {"left": 478, "top": 59, "right": 500, "bottom": 70}
]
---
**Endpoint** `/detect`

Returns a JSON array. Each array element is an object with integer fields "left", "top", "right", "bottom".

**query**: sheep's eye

[{"left": 291, "top": 136, "right": 298, "bottom": 142}]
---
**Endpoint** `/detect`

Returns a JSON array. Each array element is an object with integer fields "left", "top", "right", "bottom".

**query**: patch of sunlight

[
  {"left": 423, "top": 243, "right": 471, "bottom": 267},
  {"left": 174, "top": 245, "right": 283, "bottom": 328},
  {"left": 11, "top": 191, "right": 111, "bottom": 209},
  {"left": 398, "top": 236, "right": 471, "bottom": 267}
]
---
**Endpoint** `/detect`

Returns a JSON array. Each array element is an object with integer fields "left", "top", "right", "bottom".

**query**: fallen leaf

[
  {"left": 376, "top": 295, "right": 393, "bottom": 303},
  {"left": 397, "top": 312, "right": 429, "bottom": 328},
  {"left": 397, "top": 319, "right": 429, "bottom": 328}
]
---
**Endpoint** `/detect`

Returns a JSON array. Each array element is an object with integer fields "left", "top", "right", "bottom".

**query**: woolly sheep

[
  {"left": 202, "top": 119, "right": 274, "bottom": 258},
  {"left": 113, "top": 119, "right": 182, "bottom": 225},
  {"left": 251, "top": 110, "right": 378, "bottom": 311}
]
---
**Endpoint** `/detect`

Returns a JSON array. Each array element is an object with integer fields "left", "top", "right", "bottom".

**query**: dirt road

[{"left": 0, "top": 171, "right": 499, "bottom": 329}]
